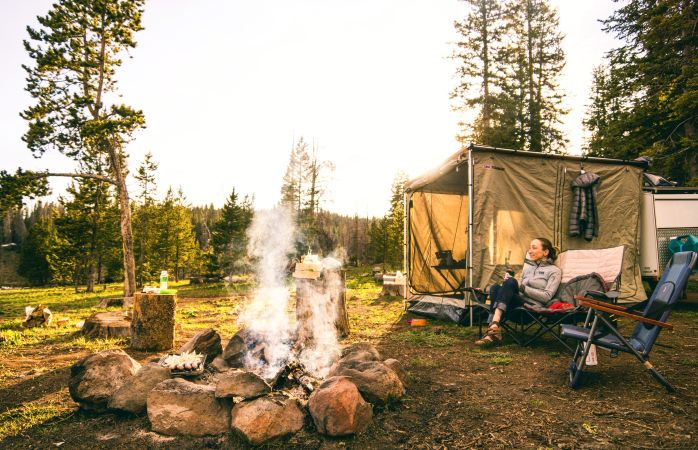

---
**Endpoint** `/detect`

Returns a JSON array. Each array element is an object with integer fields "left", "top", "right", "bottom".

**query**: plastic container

[
  {"left": 160, "top": 270, "right": 168, "bottom": 291},
  {"left": 407, "top": 318, "right": 427, "bottom": 327}
]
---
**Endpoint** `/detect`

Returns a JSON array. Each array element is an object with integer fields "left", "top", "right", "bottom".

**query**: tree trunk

[{"left": 107, "top": 142, "right": 136, "bottom": 298}]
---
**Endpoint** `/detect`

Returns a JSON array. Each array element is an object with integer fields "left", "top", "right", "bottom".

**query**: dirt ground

[{"left": 1, "top": 288, "right": 697, "bottom": 449}]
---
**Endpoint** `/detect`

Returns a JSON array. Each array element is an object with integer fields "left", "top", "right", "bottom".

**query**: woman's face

[{"left": 529, "top": 239, "right": 549, "bottom": 262}]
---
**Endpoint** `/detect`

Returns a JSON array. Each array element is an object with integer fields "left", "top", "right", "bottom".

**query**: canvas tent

[{"left": 405, "top": 144, "right": 648, "bottom": 324}]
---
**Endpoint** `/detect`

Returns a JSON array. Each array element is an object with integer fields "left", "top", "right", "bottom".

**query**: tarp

[{"left": 406, "top": 145, "right": 648, "bottom": 319}]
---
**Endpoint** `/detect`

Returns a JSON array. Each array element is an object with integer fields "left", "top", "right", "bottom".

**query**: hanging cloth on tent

[{"left": 569, "top": 172, "right": 601, "bottom": 241}]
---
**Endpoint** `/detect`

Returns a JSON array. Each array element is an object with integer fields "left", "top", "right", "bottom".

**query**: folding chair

[
  {"left": 562, "top": 251, "right": 697, "bottom": 393},
  {"left": 513, "top": 246, "right": 625, "bottom": 352},
  {"left": 494, "top": 246, "right": 625, "bottom": 352}
]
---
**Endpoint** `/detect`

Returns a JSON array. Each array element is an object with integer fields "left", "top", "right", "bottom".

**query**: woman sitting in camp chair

[{"left": 475, "top": 237, "right": 562, "bottom": 345}]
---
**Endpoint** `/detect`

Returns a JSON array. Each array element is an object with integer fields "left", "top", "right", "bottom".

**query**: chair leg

[
  {"left": 594, "top": 315, "right": 676, "bottom": 393},
  {"left": 569, "top": 315, "right": 600, "bottom": 389}
]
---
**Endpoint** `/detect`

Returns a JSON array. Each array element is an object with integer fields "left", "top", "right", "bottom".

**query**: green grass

[
  {"left": 390, "top": 330, "right": 460, "bottom": 347},
  {"left": 0, "top": 400, "right": 74, "bottom": 440},
  {"left": 679, "top": 358, "right": 698, "bottom": 368}
]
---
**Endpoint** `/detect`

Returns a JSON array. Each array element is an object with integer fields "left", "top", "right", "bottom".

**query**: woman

[{"left": 475, "top": 237, "right": 562, "bottom": 345}]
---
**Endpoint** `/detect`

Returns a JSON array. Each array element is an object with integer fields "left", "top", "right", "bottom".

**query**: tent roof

[{"left": 405, "top": 144, "right": 649, "bottom": 194}]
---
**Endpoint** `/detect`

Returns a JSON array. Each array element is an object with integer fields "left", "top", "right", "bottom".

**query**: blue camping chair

[{"left": 561, "top": 251, "right": 697, "bottom": 393}]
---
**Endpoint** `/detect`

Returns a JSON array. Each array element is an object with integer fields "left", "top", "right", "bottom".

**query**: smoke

[
  {"left": 236, "top": 206, "right": 345, "bottom": 380},
  {"left": 238, "top": 207, "right": 295, "bottom": 379}
]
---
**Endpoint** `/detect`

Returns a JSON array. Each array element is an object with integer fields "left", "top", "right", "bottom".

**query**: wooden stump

[
  {"left": 130, "top": 293, "right": 176, "bottom": 351},
  {"left": 295, "top": 269, "right": 349, "bottom": 341},
  {"left": 82, "top": 311, "right": 131, "bottom": 339}
]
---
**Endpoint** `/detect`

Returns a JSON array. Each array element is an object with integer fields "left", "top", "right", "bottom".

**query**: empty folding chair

[{"left": 561, "top": 251, "right": 697, "bottom": 392}]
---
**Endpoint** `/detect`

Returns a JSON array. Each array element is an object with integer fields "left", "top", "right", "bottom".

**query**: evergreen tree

[
  {"left": 19, "top": 0, "right": 146, "bottom": 296},
  {"left": 18, "top": 215, "right": 56, "bottom": 285},
  {"left": 280, "top": 137, "right": 310, "bottom": 222},
  {"left": 452, "top": 0, "right": 507, "bottom": 144},
  {"left": 210, "top": 189, "right": 253, "bottom": 277},
  {"left": 133, "top": 152, "right": 159, "bottom": 286},
  {"left": 584, "top": 0, "right": 697, "bottom": 184},
  {"left": 452, "top": 0, "right": 567, "bottom": 152}
]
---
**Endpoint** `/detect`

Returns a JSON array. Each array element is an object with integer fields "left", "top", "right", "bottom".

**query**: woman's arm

[{"left": 522, "top": 269, "right": 561, "bottom": 305}]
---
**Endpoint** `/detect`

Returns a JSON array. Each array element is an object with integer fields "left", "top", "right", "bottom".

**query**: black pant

[{"left": 489, "top": 277, "right": 523, "bottom": 316}]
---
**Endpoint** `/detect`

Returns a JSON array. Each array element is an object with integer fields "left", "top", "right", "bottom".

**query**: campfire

[{"left": 67, "top": 207, "right": 406, "bottom": 444}]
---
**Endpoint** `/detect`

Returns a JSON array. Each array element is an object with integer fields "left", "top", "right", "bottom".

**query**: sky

[{"left": 0, "top": 0, "right": 621, "bottom": 217}]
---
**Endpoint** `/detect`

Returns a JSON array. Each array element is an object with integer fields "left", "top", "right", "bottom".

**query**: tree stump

[
  {"left": 295, "top": 269, "right": 349, "bottom": 342},
  {"left": 130, "top": 293, "right": 176, "bottom": 351},
  {"left": 82, "top": 311, "right": 131, "bottom": 339}
]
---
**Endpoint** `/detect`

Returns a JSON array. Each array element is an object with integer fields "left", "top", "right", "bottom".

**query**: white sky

[{"left": 0, "top": 0, "right": 621, "bottom": 217}]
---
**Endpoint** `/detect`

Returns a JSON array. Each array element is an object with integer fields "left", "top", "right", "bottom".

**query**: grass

[{"left": 0, "top": 399, "right": 74, "bottom": 441}]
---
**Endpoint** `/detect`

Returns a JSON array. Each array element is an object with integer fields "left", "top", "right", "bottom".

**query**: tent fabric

[
  {"left": 406, "top": 295, "right": 469, "bottom": 323},
  {"left": 406, "top": 146, "right": 648, "bottom": 306}
]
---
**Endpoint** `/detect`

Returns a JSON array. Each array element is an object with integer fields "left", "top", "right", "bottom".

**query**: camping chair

[
  {"left": 562, "top": 251, "right": 697, "bottom": 393},
  {"left": 474, "top": 246, "right": 625, "bottom": 352},
  {"left": 511, "top": 246, "right": 625, "bottom": 353}
]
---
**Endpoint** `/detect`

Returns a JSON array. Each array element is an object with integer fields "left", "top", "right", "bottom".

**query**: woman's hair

[{"left": 534, "top": 237, "right": 558, "bottom": 261}]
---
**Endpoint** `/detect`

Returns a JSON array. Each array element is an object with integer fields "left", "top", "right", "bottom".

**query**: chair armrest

[
  {"left": 577, "top": 298, "right": 673, "bottom": 330},
  {"left": 582, "top": 290, "right": 620, "bottom": 302}
]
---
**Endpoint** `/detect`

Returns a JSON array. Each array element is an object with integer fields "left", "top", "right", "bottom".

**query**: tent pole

[
  {"left": 467, "top": 148, "right": 474, "bottom": 326},
  {"left": 403, "top": 191, "right": 409, "bottom": 310}
]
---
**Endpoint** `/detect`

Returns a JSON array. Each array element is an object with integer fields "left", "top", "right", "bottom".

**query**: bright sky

[{"left": 0, "top": 0, "right": 621, "bottom": 217}]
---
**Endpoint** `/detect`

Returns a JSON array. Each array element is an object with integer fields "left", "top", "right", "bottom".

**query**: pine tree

[
  {"left": 18, "top": 215, "right": 56, "bottom": 285},
  {"left": 19, "top": 0, "right": 146, "bottom": 296},
  {"left": 133, "top": 152, "right": 159, "bottom": 286},
  {"left": 280, "top": 137, "right": 310, "bottom": 222},
  {"left": 452, "top": 0, "right": 506, "bottom": 144},
  {"left": 584, "top": 0, "right": 697, "bottom": 184},
  {"left": 210, "top": 189, "right": 254, "bottom": 277}
]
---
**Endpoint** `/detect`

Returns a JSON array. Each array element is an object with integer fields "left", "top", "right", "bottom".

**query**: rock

[
  {"left": 209, "top": 355, "right": 231, "bottom": 373},
  {"left": 147, "top": 378, "right": 232, "bottom": 436},
  {"left": 222, "top": 329, "right": 252, "bottom": 367},
  {"left": 108, "top": 363, "right": 171, "bottom": 414},
  {"left": 23, "top": 304, "right": 52, "bottom": 328},
  {"left": 98, "top": 297, "right": 127, "bottom": 308},
  {"left": 383, "top": 358, "right": 408, "bottom": 388},
  {"left": 331, "top": 361, "right": 404, "bottom": 404},
  {"left": 329, "top": 343, "right": 381, "bottom": 376},
  {"left": 341, "top": 343, "right": 381, "bottom": 361},
  {"left": 231, "top": 394, "right": 305, "bottom": 445},
  {"left": 308, "top": 376, "right": 372, "bottom": 436},
  {"left": 69, "top": 350, "right": 141, "bottom": 411},
  {"left": 81, "top": 311, "right": 131, "bottom": 339},
  {"left": 177, "top": 328, "right": 222, "bottom": 365},
  {"left": 215, "top": 369, "right": 271, "bottom": 399}
]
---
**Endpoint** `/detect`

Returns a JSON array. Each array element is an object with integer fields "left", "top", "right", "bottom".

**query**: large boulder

[
  {"left": 330, "top": 360, "right": 404, "bottom": 404},
  {"left": 147, "top": 378, "right": 232, "bottom": 436},
  {"left": 215, "top": 369, "right": 271, "bottom": 400},
  {"left": 69, "top": 350, "right": 141, "bottom": 412},
  {"left": 231, "top": 394, "right": 306, "bottom": 445},
  {"left": 108, "top": 363, "right": 171, "bottom": 414},
  {"left": 177, "top": 328, "right": 222, "bottom": 365},
  {"left": 308, "top": 376, "right": 373, "bottom": 436}
]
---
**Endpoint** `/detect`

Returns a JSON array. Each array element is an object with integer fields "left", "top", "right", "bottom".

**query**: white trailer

[{"left": 640, "top": 182, "right": 698, "bottom": 284}]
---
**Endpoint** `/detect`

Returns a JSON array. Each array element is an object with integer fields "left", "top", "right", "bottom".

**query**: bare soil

[{"left": 1, "top": 293, "right": 697, "bottom": 449}]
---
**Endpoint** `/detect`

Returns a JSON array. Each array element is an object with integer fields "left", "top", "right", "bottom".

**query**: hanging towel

[{"left": 569, "top": 172, "right": 600, "bottom": 241}]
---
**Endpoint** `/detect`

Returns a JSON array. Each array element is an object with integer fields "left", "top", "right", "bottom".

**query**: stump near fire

[
  {"left": 130, "top": 293, "right": 176, "bottom": 351},
  {"left": 293, "top": 254, "right": 349, "bottom": 341}
]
